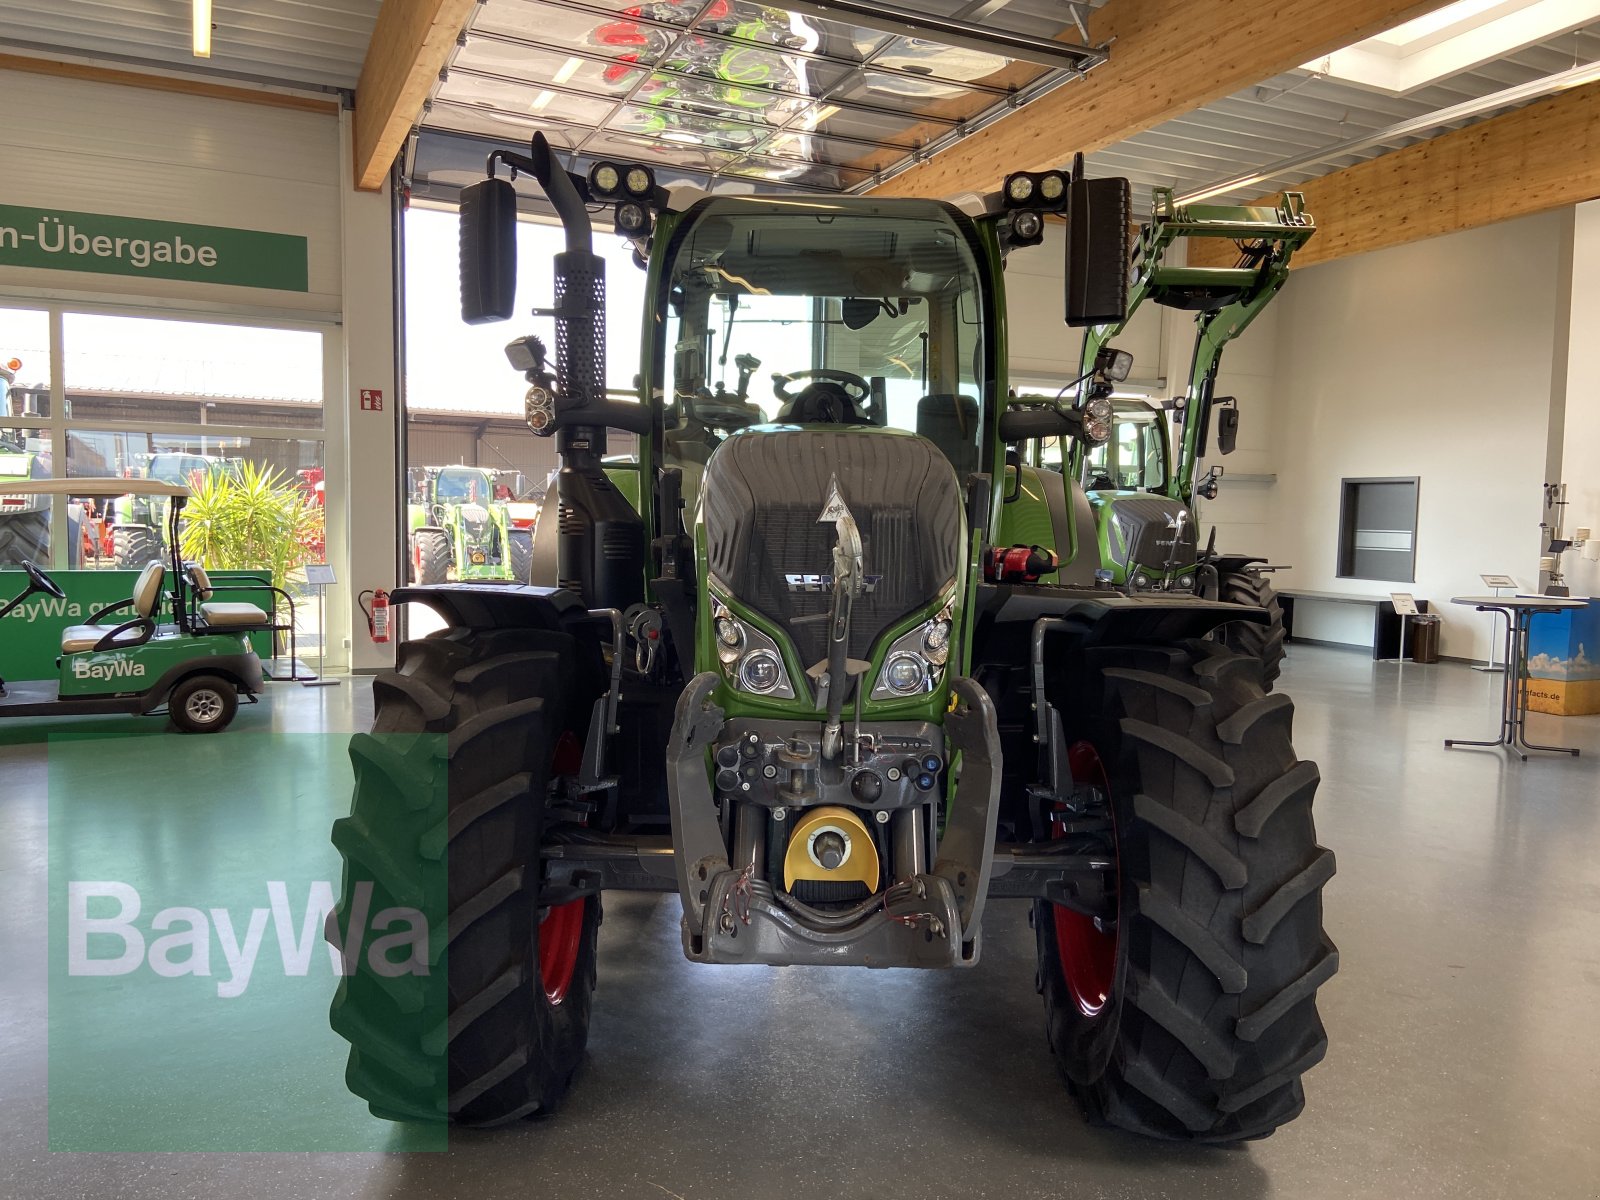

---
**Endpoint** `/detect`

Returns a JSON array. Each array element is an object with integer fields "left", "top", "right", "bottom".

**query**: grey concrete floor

[{"left": 3, "top": 645, "right": 1599, "bottom": 1198}]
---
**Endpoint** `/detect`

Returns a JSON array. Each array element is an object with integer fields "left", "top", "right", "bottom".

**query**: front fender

[
  {"left": 982, "top": 585, "right": 1266, "bottom": 645},
  {"left": 391, "top": 582, "right": 589, "bottom": 634}
]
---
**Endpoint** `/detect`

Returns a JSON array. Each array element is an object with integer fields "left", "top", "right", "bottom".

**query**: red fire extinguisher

[{"left": 359, "top": 589, "right": 390, "bottom": 644}]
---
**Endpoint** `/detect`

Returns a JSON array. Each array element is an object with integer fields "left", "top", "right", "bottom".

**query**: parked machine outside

[
  {"left": 406, "top": 464, "right": 534, "bottom": 584},
  {"left": 109, "top": 452, "right": 239, "bottom": 569},
  {"left": 0, "top": 356, "right": 50, "bottom": 566},
  {"left": 328, "top": 136, "right": 1337, "bottom": 1142}
]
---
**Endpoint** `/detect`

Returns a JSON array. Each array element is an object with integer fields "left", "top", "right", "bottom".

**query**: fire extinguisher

[{"left": 358, "top": 588, "right": 390, "bottom": 644}]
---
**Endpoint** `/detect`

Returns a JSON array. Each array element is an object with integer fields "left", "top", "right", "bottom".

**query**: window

[{"left": 1338, "top": 477, "right": 1419, "bottom": 582}]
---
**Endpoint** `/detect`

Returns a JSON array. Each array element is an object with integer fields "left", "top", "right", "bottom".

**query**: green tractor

[
  {"left": 1067, "top": 188, "right": 1316, "bottom": 686},
  {"left": 328, "top": 137, "right": 1337, "bottom": 1142},
  {"left": 406, "top": 465, "right": 533, "bottom": 584},
  {"left": 0, "top": 356, "right": 50, "bottom": 566},
  {"left": 110, "top": 452, "right": 238, "bottom": 568}
]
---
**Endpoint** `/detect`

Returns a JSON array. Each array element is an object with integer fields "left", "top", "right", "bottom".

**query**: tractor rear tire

[
  {"left": 508, "top": 529, "right": 533, "bottom": 584},
  {"left": 0, "top": 511, "right": 51, "bottom": 566},
  {"left": 412, "top": 529, "right": 451, "bottom": 585},
  {"left": 113, "top": 525, "right": 161, "bottom": 571},
  {"left": 1037, "top": 640, "right": 1335, "bottom": 1142},
  {"left": 1218, "top": 570, "right": 1287, "bottom": 690},
  {"left": 327, "top": 627, "right": 601, "bottom": 1126}
]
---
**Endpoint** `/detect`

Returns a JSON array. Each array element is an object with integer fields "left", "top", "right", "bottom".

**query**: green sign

[{"left": 0, "top": 204, "right": 308, "bottom": 292}]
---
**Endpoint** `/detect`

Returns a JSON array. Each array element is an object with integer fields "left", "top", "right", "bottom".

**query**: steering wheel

[
  {"left": 23, "top": 559, "right": 66, "bottom": 600},
  {"left": 772, "top": 369, "right": 871, "bottom": 405}
]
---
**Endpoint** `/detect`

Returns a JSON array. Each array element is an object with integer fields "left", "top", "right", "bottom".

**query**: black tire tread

[{"left": 1217, "top": 570, "right": 1287, "bottom": 689}]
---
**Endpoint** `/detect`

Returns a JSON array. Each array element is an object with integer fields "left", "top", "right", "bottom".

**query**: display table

[
  {"left": 1278, "top": 590, "right": 1430, "bottom": 658},
  {"left": 1444, "top": 595, "right": 1586, "bottom": 760}
]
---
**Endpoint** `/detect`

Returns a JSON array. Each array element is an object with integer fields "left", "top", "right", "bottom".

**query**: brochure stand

[
  {"left": 1474, "top": 574, "right": 1517, "bottom": 672},
  {"left": 302, "top": 563, "right": 340, "bottom": 688}
]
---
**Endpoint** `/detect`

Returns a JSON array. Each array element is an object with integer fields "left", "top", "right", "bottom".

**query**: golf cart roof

[{"left": 0, "top": 477, "right": 190, "bottom": 498}]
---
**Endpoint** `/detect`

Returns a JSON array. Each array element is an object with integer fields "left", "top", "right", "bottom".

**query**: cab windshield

[
  {"left": 434, "top": 468, "right": 488, "bottom": 504},
  {"left": 1083, "top": 407, "right": 1168, "bottom": 492},
  {"left": 658, "top": 198, "right": 989, "bottom": 483}
]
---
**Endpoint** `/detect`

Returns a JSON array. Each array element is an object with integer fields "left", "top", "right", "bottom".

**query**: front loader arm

[{"left": 1072, "top": 189, "right": 1314, "bottom": 500}]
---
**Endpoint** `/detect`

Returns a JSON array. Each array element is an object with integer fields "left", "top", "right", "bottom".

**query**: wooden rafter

[{"left": 873, "top": 0, "right": 1456, "bottom": 200}]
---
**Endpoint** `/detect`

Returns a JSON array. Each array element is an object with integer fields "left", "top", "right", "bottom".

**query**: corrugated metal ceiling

[
  {"left": 1096, "top": 24, "right": 1600, "bottom": 211},
  {"left": 0, "top": 0, "right": 381, "bottom": 91}
]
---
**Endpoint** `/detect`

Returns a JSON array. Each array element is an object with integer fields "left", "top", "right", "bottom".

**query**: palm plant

[{"left": 179, "top": 461, "right": 321, "bottom": 591}]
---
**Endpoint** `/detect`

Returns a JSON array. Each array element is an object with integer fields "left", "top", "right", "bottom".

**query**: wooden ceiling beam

[
  {"left": 1191, "top": 79, "right": 1600, "bottom": 269},
  {"left": 874, "top": 0, "right": 1456, "bottom": 200},
  {"left": 352, "top": 0, "right": 477, "bottom": 192}
]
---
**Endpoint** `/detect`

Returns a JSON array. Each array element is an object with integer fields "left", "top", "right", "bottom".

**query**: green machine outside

[
  {"left": 0, "top": 355, "right": 50, "bottom": 565},
  {"left": 327, "top": 136, "right": 1337, "bottom": 1143},
  {"left": 406, "top": 464, "right": 533, "bottom": 583},
  {"left": 0, "top": 478, "right": 266, "bottom": 733},
  {"left": 1067, "top": 188, "right": 1315, "bottom": 683}
]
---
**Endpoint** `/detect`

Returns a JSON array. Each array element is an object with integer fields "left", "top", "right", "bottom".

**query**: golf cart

[{"left": 0, "top": 478, "right": 268, "bottom": 733}]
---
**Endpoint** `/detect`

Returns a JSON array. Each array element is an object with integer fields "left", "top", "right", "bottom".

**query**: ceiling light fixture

[
  {"left": 192, "top": 0, "right": 212, "bottom": 58},
  {"left": 530, "top": 89, "right": 555, "bottom": 112},
  {"left": 552, "top": 56, "right": 584, "bottom": 86},
  {"left": 804, "top": 104, "right": 841, "bottom": 128}
]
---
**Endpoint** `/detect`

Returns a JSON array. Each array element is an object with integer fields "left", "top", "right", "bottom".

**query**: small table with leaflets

[{"left": 1444, "top": 594, "right": 1586, "bottom": 760}]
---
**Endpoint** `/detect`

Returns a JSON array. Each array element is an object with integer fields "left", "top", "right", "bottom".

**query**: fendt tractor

[
  {"left": 1, "top": 355, "right": 50, "bottom": 566},
  {"left": 328, "top": 135, "right": 1337, "bottom": 1142},
  {"left": 406, "top": 465, "right": 534, "bottom": 584},
  {"left": 1069, "top": 189, "right": 1315, "bottom": 686}
]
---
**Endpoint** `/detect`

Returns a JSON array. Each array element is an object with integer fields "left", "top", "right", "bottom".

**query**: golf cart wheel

[
  {"left": 329, "top": 627, "right": 602, "bottom": 1126},
  {"left": 1038, "top": 640, "right": 1336, "bottom": 1142},
  {"left": 1217, "top": 570, "right": 1287, "bottom": 690},
  {"left": 508, "top": 528, "right": 533, "bottom": 584},
  {"left": 112, "top": 525, "right": 161, "bottom": 571},
  {"left": 0, "top": 511, "right": 50, "bottom": 565},
  {"left": 412, "top": 529, "right": 451, "bottom": 585},
  {"left": 168, "top": 674, "right": 239, "bottom": 734}
]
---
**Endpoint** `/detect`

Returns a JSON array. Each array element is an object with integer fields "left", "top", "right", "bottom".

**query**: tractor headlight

[
  {"left": 1005, "top": 173, "right": 1034, "bottom": 204},
  {"left": 871, "top": 601, "right": 954, "bottom": 700},
  {"left": 624, "top": 165, "right": 654, "bottom": 196},
  {"left": 1082, "top": 395, "right": 1113, "bottom": 444},
  {"left": 738, "top": 649, "right": 784, "bottom": 695},
  {"left": 1011, "top": 209, "right": 1043, "bottom": 241},
  {"left": 1039, "top": 171, "right": 1066, "bottom": 202},
  {"left": 1175, "top": 573, "right": 1194, "bottom": 591},
  {"left": 589, "top": 162, "right": 621, "bottom": 197},
  {"left": 615, "top": 199, "right": 651, "bottom": 235},
  {"left": 712, "top": 600, "right": 795, "bottom": 698},
  {"left": 1132, "top": 571, "right": 1150, "bottom": 589}
]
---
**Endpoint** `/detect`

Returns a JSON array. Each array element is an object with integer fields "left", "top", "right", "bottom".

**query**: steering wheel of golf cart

[
  {"left": 773, "top": 369, "right": 871, "bottom": 405},
  {"left": 23, "top": 560, "right": 66, "bottom": 600}
]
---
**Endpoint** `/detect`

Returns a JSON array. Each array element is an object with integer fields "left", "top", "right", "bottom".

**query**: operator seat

[
  {"left": 187, "top": 564, "right": 271, "bottom": 628},
  {"left": 59, "top": 561, "right": 164, "bottom": 653},
  {"left": 916, "top": 393, "right": 981, "bottom": 477}
]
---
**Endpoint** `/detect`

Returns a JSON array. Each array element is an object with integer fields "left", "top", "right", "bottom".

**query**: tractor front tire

[
  {"left": 1038, "top": 640, "right": 1336, "bottom": 1142},
  {"left": 412, "top": 529, "right": 451, "bottom": 585},
  {"left": 0, "top": 511, "right": 51, "bottom": 566},
  {"left": 113, "top": 525, "right": 161, "bottom": 571},
  {"left": 328, "top": 627, "right": 601, "bottom": 1126},
  {"left": 508, "top": 529, "right": 533, "bottom": 584},
  {"left": 1218, "top": 570, "right": 1287, "bottom": 690}
]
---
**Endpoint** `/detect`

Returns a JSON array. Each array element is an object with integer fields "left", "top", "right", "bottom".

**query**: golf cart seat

[
  {"left": 60, "top": 561, "right": 164, "bottom": 653},
  {"left": 187, "top": 565, "right": 270, "bottom": 628}
]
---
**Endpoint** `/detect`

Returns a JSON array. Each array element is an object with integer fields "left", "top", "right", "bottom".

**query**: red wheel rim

[
  {"left": 1053, "top": 741, "right": 1119, "bottom": 1019},
  {"left": 540, "top": 730, "right": 586, "bottom": 1006}
]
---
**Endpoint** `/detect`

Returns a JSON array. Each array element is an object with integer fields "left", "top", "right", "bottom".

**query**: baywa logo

[
  {"left": 67, "top": 881, "right": 427, "bottom": 998},
  {"left": 71, "top": 656, "right": 145, "bottom": 682}
]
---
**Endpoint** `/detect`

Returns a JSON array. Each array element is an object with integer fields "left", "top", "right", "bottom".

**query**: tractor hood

[
  {"left": 1092, "top": 491, "right": 1198, "bottom": 581},
  {"left": 701, "top": 426, "right": 963, "bottom": 675}
]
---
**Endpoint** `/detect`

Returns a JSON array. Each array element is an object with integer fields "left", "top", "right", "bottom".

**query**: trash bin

[{"left": 1409, "top": 613, "right": 1441, "bottom": 663}]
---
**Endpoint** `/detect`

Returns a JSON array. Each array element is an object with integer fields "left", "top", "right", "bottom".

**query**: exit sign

[{"left": 359, "top": 388, "right": 383, "bottom": 411}]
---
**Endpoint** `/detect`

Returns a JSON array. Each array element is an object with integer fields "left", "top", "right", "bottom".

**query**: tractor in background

[
  {"left": 1068, "top": 188, "right": 1315, "bottom": 686},
  {"left": 110, "top": 452, "right": 239, "bottom": 568},
  {"left": 406, "top": 464, "right": 533, "bottom": 584},
  {"left": 328, "top": 136, "right": 1337, "bottom": 1143}
]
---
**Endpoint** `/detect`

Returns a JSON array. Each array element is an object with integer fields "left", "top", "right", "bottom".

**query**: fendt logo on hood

[
  {"left": 785, "top": 573, "right": 882, "bottom": 594},
  {"left": 71, "top": 656, "right": 146, "bottom": 682}
]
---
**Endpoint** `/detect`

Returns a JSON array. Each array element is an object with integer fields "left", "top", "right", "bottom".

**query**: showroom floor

[{"left": 2, "top": 645, "right": 1598, "bottom": 1199}]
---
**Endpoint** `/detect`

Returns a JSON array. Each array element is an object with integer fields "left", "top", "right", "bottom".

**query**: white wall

[
  {"left": 1559, "top": 201, "right": 1600, "bottom": 597},
  {"left": 1264, "top": 212, "right": 1568, "bottom": 659}
]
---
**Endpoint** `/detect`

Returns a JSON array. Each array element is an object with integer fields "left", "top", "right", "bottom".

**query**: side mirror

[
  {"left": 1065, "top": 176, "right": 1131, "bottom": 327},
  {"left": 460, "top": 177, "right": 519, "bottom": 324},
  {"left": 1216, "top": 405, "right": 1240, "bottom": 455}
]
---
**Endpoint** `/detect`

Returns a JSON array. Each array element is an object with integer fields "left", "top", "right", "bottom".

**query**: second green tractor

[{"left": 406, "top": 464, "right": 533, "bottom": 584}]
